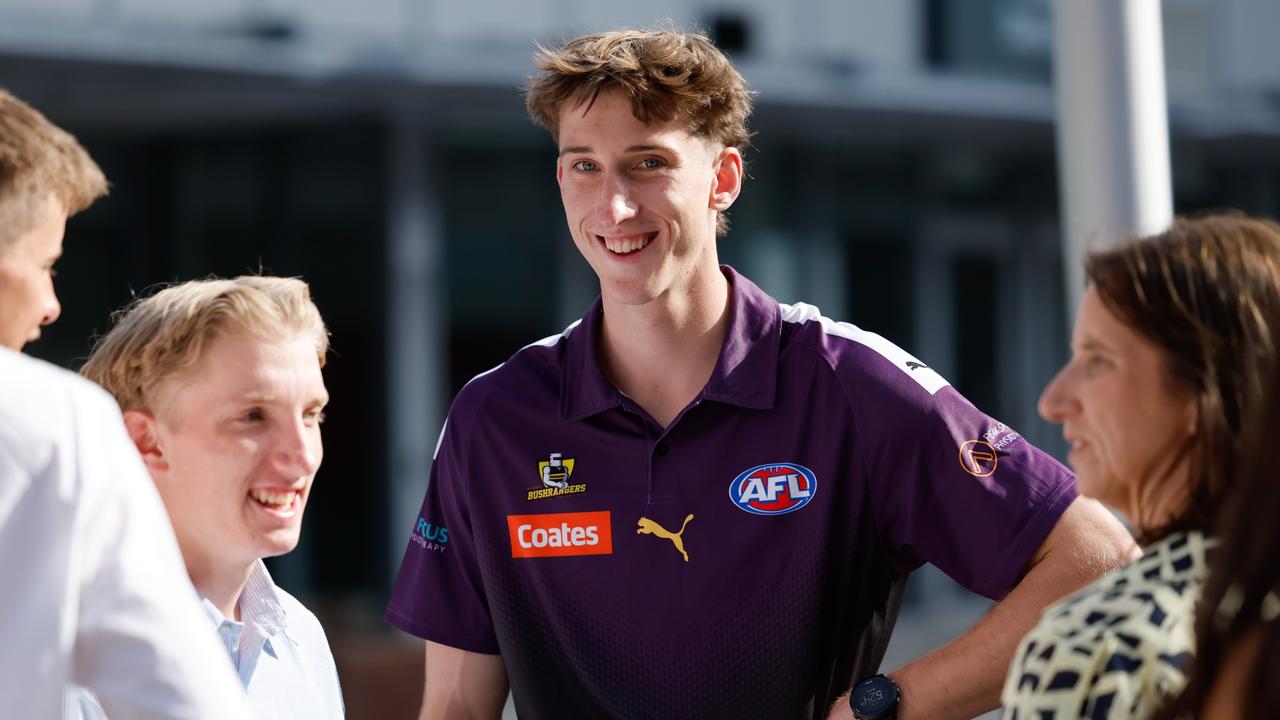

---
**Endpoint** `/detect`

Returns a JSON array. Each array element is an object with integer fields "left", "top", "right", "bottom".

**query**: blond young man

[
  {"left": 75, "top": 276, "right": 345, "bottom": 719},
  {"left": 386, "top": 29, "right": 1141, "bottom": 720},
  {"left": 0, "top": 89, "right": 252, "bottom": 719}
]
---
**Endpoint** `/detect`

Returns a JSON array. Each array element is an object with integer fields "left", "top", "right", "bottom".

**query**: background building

[{"left": 4, "top": 0, "right": 1280, "bottom": 716}]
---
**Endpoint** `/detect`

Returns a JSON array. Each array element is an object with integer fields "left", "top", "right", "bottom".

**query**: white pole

[
  {"left": 1052, "top": 0, "right": 1173, "bottom": 313},
  {"left": 386, "top": 108, "right": 445, "bottom": 583}
]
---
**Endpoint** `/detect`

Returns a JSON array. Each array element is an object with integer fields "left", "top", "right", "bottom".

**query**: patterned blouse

[{"left": 1001, "top": 530, "right": 1215, "bottom": 720}]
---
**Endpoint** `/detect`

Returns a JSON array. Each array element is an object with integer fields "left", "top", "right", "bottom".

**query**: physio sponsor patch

[
  {"left": 507, "top": 511, "right": 613, "bottom": 558},
  {"left": 411, "top": 517, "right": 449, "bottom": 553}
]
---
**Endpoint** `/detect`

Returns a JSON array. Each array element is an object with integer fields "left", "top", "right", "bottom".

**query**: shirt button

[{"left": 654, "top": 442, "right": 669, "bottom": 456}]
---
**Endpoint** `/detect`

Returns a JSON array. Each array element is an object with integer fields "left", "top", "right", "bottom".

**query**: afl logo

[{"left": 729, "top": 463, "right": 817, "bottom": 515}]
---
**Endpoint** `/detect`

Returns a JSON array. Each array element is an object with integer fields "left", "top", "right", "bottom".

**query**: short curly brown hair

[{"left": 526, "top": 28, "right": 753, "bottom": 235}]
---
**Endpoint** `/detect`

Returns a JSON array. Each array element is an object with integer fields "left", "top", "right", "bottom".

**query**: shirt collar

[
  {"left": 200, "top": 560, "right": 296, "bottom": 646},
  {"left": 560, "top": 265, "right": 780, "bottom": 421}
]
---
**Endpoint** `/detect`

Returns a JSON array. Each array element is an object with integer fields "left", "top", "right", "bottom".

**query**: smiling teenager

[
  {"left": 385, "top": 28, "right": 1139, "bottom": 720},
  {"left": 75, "top": 276, "right": 344, "bottom": 719}
]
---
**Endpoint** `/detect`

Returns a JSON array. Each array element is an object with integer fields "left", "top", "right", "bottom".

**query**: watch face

[{"left": 853, "top": 676, "right": 896, "bottom": 716}]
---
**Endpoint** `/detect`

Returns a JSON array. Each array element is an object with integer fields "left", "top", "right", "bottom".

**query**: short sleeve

[
  {"left": 386, "top": 397, "right": 500, "bottom": 654},
  {"left": 849, "top": 354, "right": 1077, "bottom": 598}
]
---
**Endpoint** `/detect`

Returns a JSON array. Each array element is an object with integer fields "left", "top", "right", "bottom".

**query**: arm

[
  {"left": 828, "top": 497, "right": 1138, "bottom": 720},
  {"left": 420, "top": 641, "right": 509, "bottom": 720}
]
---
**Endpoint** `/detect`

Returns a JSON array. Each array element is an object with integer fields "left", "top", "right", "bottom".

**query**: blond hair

[
  {"left": 0, "top": 88, "right": 108, "bottom": 252},
  {"left": 81, "top": 276, "right": 329, "bottom": 413},
  {"left": 525, "top": 28, "right": 753, "bottom": 236}
]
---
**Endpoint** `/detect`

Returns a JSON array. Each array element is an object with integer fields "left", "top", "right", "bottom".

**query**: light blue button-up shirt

[{"left": 68, "top": 561, "right": 344, "bottom": 719}]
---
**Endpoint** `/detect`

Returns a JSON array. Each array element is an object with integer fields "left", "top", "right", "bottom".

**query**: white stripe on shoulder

[
  {"left": 434, "top": 319, "right": 583, "bottom": 460},
  {"left": 779, "top": 302, "right": 950, "bottom": 395},
  {"left": 433, "top": 418, "right": 449, "bottom": 461}
]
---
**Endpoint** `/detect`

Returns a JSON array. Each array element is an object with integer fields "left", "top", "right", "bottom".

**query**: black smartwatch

[{"left": 849, "top": 674, "right": 900, "bottom": 720}]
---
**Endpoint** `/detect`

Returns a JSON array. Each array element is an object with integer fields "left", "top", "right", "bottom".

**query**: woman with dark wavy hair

[
  {"left": 1154, "top": 369, "right": 1280, "bottom": 719},
  {"left": 1000, "top": 212, "right": 1280, "bottom": 719}
]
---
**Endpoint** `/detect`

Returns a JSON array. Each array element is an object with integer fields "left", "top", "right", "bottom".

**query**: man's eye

[
  {"left": 244, "top": 408, "right": 265, "bottom": 422},
  {"left": 572, "top": 160, "right": 598, "bottom": 172},
  {"left": 305, "top": 410, "right": 327, "bottom": 425},
  {"left": 638, "top": 158, "right": 664, "bottom": 170}
]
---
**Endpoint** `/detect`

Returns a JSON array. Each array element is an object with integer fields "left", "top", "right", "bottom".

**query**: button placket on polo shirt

[
  {"left": 647, "top": 397, "right": 703, "bottom": 503},
  {"left": 637, "top": 412, "right": 669, "bottom": 503}
]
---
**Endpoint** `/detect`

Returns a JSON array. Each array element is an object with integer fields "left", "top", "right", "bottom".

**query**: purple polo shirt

[{"left": 387, "top": 267, "right": 1076, "bottom": 719}]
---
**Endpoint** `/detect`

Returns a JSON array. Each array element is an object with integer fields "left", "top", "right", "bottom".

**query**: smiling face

[
  {"left": 1038, "top": 288, "right": 1198, "bottom": 524},
  {"left": 0, "top": 193, "right": 66, "bottom": 350},
  {"left": 555, "top": 89, "right": 742, "bottom": 307},
  {"left": 132, "top": 329, "right": 329, "bottom": 574}
]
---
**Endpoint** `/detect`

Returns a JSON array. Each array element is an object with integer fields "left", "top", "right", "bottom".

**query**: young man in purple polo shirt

[{"left": 387, "top": 29, "right": 1139, "bottom": 719}]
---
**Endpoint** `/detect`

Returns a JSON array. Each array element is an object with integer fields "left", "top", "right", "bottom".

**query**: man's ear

[
  {"left": 122, "top": 409, "right": 168, "bottom": 473},
  {"left": 709, "top": 146, "right": 743, "bottom": 212}
]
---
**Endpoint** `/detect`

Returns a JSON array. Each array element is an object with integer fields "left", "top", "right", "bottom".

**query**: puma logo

[{"left": 636, "top": 514, "right": 693, "bottom": 562}]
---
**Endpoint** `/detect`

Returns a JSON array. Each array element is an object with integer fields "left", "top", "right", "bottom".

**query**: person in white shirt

[
  {"left": 78, "top": 275, "right": 345, "bottom": 719},
  {"left": 0, "top": 88, "right": 252, "bottom": 719}
]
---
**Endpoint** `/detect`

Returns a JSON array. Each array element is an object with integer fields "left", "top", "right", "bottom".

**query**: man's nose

[
  {"left": 599, "top": 178, "right": 638, "bottom": 226},
  {"left": 273, "top": 420, "right": 322, "bottom": 477},
  {"left": 40, "top": 290, "right": 61, "bottom": 327}
]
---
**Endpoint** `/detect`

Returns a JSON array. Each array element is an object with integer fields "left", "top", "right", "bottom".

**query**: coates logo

[
  {"left": 507, "top": 511, "right": 613, "bottom": 558},
  {"left": 728, "top": 463, "right": 817, "bottom": 515}
]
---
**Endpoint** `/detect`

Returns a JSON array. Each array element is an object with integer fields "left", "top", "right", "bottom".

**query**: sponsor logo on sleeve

[
  {"left": 528, "top": 452, "right": 588, "bottom": 501},
  {"left": 958, "top": 440, "right": 999, "bottom": 477},
  {"left": 728, "top": 463, "right": 817, "bottom": 515},
  {"left": 507, "top": 511, "right": 612, "bottom": 558},
  {"left": 983, "top": 422, "right": 1022, "bottom": 452},
  {"left": 411, "top": 517, "right": 448, "bottom": 553}
]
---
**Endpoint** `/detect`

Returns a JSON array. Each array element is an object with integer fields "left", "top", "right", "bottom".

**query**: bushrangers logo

[
  {"left": 729, "top": 463, "right": 817, "bottom": 515},
  {"left": 528, "top": 452, "right": 587, "bottom": 501}
]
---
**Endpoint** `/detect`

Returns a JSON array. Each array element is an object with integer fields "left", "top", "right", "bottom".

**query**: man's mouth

[
  {"left": 598, "top": 232, "right": 656, "bottom": 255},
  {"left": 249, "top": 488, "right": 300, "bottom": 515}
]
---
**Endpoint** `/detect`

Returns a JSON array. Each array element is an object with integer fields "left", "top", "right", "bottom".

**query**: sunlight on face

[
  {"left": 150, "top": 330, "right": 328, "bottom": 572},
  {"left": 555, "top": 89, "right": 738, "bottom": 307},
  {"left": 1038, "top": 288, "right": 1197, "bottom": 522},
  {"left": 0, "top": 194, "right": 65, "bottom": 350}
]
